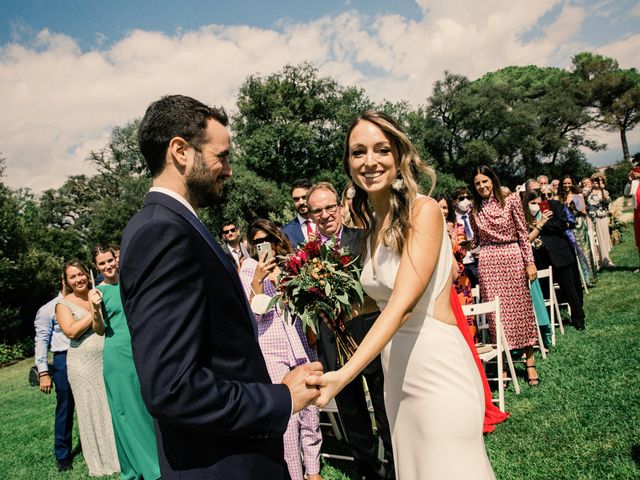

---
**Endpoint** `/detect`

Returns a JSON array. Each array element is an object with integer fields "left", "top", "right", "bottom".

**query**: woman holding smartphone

[{"left": 238, "top": 219, "right": 323, "bottom": 480}]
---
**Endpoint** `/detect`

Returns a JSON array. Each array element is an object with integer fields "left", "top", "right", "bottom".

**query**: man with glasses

[
  {"left": 307, "top": 182, "right": 394, "bottom": 480},
  {"left": 282, "top": 180, "right": 316, "bottom": 248},
  {"left": 220, "top": 221, "right": 249, "bottom": 268},
  {"left": 452, "top": 186, "right": 479, "bottom": 287}
]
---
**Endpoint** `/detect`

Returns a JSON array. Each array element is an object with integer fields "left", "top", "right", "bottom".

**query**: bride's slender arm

[{"left": 310, "top": 197, "right": 447, "bottom": 404}]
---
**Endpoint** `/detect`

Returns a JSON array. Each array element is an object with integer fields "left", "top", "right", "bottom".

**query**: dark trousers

[
  {"left": 553, "top": 262, "right": 585, "bottom": 328},
  {"left": 463, "top": 261, "right": 479, "bottom": 288},
  {"left": 51, "top": 351, "right": 75, "bottom": 461},
  {"left": 334, "top": 367, "right": 394, "bottom": 478}
]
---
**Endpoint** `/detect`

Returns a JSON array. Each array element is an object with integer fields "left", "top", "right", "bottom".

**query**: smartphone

[
  {"left": 539, "top": 200, "right": 551, "bottom": 213},
  {"left": 256, "top": 241, "right": 273, "bottom": 262}
]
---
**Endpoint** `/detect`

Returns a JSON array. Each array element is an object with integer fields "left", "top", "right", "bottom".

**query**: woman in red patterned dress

[{"left": 469, "top": 166, "right": 540, "bottom": 386}]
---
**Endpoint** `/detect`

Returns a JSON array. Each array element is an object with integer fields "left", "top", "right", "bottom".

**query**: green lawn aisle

[{"left": 1, "top": 231, "right": 638, "bottom": 479}]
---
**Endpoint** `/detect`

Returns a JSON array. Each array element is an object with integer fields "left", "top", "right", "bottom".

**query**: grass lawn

[{"left": 1, "top": 231, "right": 638, "bottom": 479}]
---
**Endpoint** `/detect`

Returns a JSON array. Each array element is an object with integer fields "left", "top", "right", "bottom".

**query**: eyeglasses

[
  {"left": 222, "top": 227, "right": 237, "bottom": 234},
  {"left": 251, "top": 235, "right": 277, "bottom": 246},
  {"left": 309, "top": 203, "right": 338, "bottom": 216},
  {"left": 457, "top": 195, "right": 472, "bottom": 201}
]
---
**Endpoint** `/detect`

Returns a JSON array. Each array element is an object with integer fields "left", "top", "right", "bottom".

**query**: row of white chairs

[{"left": 466, "top": 267, "right": 569, "bottom": 411}]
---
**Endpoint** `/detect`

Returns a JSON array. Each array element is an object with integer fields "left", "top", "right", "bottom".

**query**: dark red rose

[
  {"left": 339, "top": 255, "right": 351, "bottom": 267},
  {"left": 304, "top": 239, "right": 321, "bottom": 257}
]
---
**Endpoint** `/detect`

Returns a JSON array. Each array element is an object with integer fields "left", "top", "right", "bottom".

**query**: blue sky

[{"left": 1, "top": 0, "right": 639, "bottom": 191}]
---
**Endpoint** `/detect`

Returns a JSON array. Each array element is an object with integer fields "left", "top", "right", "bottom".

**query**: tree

[
  {"left": 572, "top": 52, "right": 640, "bottom": 163},
  {"left": 230, "top": 63, "right": 373, "bottom": 227}
]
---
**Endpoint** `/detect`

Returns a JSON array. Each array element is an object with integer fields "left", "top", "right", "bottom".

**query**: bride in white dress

[{"left": 310, "top": 111, "right": 495, "bottom": 479}]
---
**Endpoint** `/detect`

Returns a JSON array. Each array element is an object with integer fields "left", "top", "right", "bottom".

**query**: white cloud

[{"left": 0, "top": 0, "right": 637, "bottom": 191}]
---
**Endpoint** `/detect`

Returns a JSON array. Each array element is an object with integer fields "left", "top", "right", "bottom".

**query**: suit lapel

[{"left": 144, "top": 192, "right": 259, "bottom": 338}]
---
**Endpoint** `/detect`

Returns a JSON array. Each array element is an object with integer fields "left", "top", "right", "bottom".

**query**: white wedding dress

[{"left": 360, "top": 208, "right": 496, "bottom": 479}]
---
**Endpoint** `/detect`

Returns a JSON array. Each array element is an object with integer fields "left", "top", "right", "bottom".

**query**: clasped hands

[{"left": 281, "top": 362, "right": 345, "bottom": 411}]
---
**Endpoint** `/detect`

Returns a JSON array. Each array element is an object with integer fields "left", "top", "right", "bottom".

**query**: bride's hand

[{"left": 306, "top": 370, "right": 346, "bottom": 408}]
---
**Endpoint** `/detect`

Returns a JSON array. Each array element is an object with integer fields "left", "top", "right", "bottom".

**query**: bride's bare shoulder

[{"left": 411, "top": 196, "right": 443, "bottom": 233}]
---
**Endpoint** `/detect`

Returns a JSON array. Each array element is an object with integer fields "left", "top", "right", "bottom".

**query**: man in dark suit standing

[
  {"left": 281, "top": 180, "right": 316, "bottom": 248},
  {"left": 220, "top": 221, "right": 250, "bottom": 269},
  {"left": 119, "top": 95, "right": 322, "bottom": 479},
  {"left": 307, "top": 182, "right": 394, "bottom": 480}
]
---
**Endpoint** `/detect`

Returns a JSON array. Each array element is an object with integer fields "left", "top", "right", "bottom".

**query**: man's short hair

[
  {"left": 524, "top": 178, "right": 539, "bottom": 191},
  {"left": 290, "top": 179, "right": 311, "bottom": 195},
  {"left": 451, "top": 186, "right": 470, "bottom": 199},
  {"left": 537, "top": 175, "right": 549, "bottom": 183},
  {"left": 138, "top": 95, "right": 228, "bottom": 177},
  {"left": 307, "top": 182, "right": 339, "bottom": 204},
  {"left": 221, "top": 221, "right": 237, "bottom": 232}
]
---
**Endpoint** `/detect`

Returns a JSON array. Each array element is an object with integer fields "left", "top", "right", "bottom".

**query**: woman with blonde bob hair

[{"left": 309, "top": 111, "right": 495, "bottom": 479}]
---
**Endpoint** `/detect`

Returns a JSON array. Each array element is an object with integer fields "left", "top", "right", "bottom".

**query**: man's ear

[{"left": 168, "top": 136, "right": 190, "bottom": 170}]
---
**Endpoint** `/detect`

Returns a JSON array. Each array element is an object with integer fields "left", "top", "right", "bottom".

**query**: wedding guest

[
  {"left": 437, "top": 193, "right": 475, "bottom": 339},
  {"left": 240, "top": 220, "right": 323, "bottom": 480},
  {"left": 34, "top": 282, "right": 75, "bottom": 472},
  {"left": 341, "top": 182, "right": 365, "bottom": 229},
  {"left": 437, "top": 193, "right": 510, "bottom": 433},
  {"left": 581, "top": 178, "right": 593, "bottom": 197},
  {"left": 282, "top": 180, "right": 317, "bottom": 247},
  {"left": 92, "top": 245, "right": 161, "bottom": 479},
  {"left": 310, "top": 111, "right": 495, "bottom": 478},
  {"left": 523, "top": 191, "right": 586, "bottom": 330},
  {"left": 626, "top": 163, "right": 640, "bottom": 272},
  {"left": 220, "top": 221, "right": 250, "bottom": 268},
  {"left": 469, "top": 166, "right": 541, "bottom": 386},
  {"left": 560, "top": 176, "right": 598, "bottom": 284},
  {"left": 451, "top": 186, "right": 479, "bottom": 287},
  {"left": 550, "top": 179, "right": 560, "bottom": 197},
  {"left": 56, "top": 260, "right": 119, "bottom": 477},
  {"left": 588, "top": 173, "right": 614, "bottom": 268},
  {"left": 307, "top": 182, "right": 394, "bottom": 479},
  {"left": 537, "top": 175, "right": 549, "bottom": 187}
]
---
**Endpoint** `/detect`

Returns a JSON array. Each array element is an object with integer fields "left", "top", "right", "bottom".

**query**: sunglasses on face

[
  {"left": 250, "top": 235, "right": 277, "bottom": 246},
  {"left": 309, "top": 203, "right": 339, "bottom": 216},
  {"left": 457, "top": 195, "right": 471, "bottom": 201},
  {"left": 222, "top": 227, "right": 237, "bottom": 234}
]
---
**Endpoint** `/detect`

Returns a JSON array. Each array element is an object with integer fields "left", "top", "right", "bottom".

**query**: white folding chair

[
  {"left": 462, "top": 297, "right": 520, "bottom": 412},
  {"left": 470, "top": 286, "right": 490, "bottom": 344},
  {"left": 536, "top": 268, "right": 565, "bottom": 346},
  {"left": 319, "top": 380, "right": 386, "bottom": 463},
  {"left": 319, "top": 398, "right": 355, "bottom": 461}
]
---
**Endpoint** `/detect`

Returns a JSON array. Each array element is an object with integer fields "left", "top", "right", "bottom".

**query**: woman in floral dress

[{"left": 469, "top": 166, "right": 540, "bottom": 385}]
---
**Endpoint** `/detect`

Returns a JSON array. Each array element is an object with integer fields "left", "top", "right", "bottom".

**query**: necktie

[
  {"left": 305, "top": 220, "right": 313, "bottom": 240},
  {"left": 461, "top": 214, "right": 472, "bottom": 240},
  {"left": 234, "top": 249, "right": 242, "bottom": 266}
]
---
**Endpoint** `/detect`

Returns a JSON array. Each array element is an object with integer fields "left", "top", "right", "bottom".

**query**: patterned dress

[
  {"left": 567, "top": 194, "right": 598, "bottom": 285},
  {"left": 238, "top": 259, "right": 321, "bottom": 480},
  {"left": 450, "top": 222, "right": 476, "bottom": 339},
  {"left": 57, "top": 299, "right": 119, "bottom": 477},
  {"left": 470, "top": 194, "right": 538, "bottom": 349}
]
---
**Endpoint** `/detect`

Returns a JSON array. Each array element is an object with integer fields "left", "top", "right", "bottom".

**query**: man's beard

[{"left": 186, "top": 152, "right": 221, "bottom": 208}]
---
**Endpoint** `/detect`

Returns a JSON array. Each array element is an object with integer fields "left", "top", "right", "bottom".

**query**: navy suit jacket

[
  {"left": 281, "top": 218, "right": 305, "bottom": 249},
  {"left": 120, "top": 192, "right": 291, "bottom": 479}
]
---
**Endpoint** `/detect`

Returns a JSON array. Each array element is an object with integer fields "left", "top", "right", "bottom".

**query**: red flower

[
  {"left": 304, "top": 239, "right": 321, "bottom": 257},
  {"left": 287, "top": 255, "right": 302, "bottom": 274},
  {"left": 339, "top": 255, "right": 351, "bottom": 267},
  {"left": 297, "top": 250, "right": 308, "bottom": 263}
]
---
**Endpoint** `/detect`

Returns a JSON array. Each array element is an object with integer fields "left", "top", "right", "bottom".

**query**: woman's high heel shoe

[{"left": 526, "top": 366, "right": 540, "bottom": 386}]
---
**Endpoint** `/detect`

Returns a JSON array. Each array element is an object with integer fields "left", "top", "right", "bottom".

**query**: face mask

[
  {"left": 529, "top": 204, "right": 541, "bottom": 216},
  {"left": 457, "top": 199, "right": 471, "bottom": 212}
]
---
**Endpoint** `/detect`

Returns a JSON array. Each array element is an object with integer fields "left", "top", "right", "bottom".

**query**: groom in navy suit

[{"left": 119, "top": 95, "right": 322, "bottom": 479}]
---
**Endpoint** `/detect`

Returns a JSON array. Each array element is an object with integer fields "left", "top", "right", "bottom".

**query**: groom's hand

[{"left": 282, "top": 361, "right": 323, "bottom": 413}]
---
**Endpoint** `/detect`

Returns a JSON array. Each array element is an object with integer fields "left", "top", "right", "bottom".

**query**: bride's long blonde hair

[{"left": 342, "top": 111, "right": 436, "bottom": 256}]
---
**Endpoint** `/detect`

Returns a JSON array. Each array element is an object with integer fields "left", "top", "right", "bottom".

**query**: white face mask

[
  {"left": 529, "top": 204, "right": 541, "bottom": 216},
  {"left": 457, "top": 199, "right": 471, "bottom": 212}
]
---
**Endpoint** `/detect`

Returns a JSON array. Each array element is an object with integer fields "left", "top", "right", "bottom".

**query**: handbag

[{"left": 29, "top": 364, "right": 53, "bottom": 386}]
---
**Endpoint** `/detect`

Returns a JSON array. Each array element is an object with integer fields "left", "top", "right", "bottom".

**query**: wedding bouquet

[{"left": 268, "top": 237, "right": 364, "bottom": 364}]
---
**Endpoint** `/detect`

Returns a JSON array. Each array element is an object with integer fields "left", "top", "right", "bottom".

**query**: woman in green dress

[{"left": 92, "top": 245, "right": 161, "bottom": 480}]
